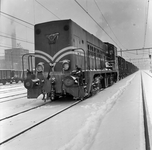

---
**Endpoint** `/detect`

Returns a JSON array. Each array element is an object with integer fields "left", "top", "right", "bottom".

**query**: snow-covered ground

[{"left": 1, "top": 71, "right": 151, "bottom": 150}]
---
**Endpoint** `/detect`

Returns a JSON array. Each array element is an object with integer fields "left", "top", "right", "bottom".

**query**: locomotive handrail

[
  {"left": 22, "top": 53, "right": 35, "bottom": 80},
  {"left": 72, "top": 48, "right": 86, "bottom": 71}
]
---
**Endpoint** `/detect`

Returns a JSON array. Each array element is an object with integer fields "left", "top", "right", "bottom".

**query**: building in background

[
  {"left": 5, "top": 48, "right": 29, "bottom": 70},
  {"left": 0, "top": 56, "right": 5, "bottom": 69}
]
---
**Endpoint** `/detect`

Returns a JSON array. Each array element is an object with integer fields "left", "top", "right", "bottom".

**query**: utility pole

[
  {"left": 149, "top": 54, "right": 151, "bottom": 71},
  {"left": 120, "top": 49, "right": 122, "bottom": 57},
  {"left": 0, "top": 0, "right": 1, "bottom": 11},
  {"left": 0, "top": 1, "right": 1, "bottom": 41}
]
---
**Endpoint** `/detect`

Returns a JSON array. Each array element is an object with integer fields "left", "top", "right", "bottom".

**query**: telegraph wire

[
  {"left": 35, "top": 0, "right": 61, "bottom": 20},
  {"left": 74, "top": 0, "right": 122, "bottom": 50},
  {"left": 0, "top": 44, "right": 13, "bottom": 49},
  {"left": 0, "top": 31, "right": 28, "bottom": 42},
  {"left": 1, "top": 14, "right": 34, "bottom": 30},
  {"left": 0, "top": 11, "right": 34, "bottom": 26},
  {"left": 94, "top": 0, "right": 125, "bottom": 50},
  {"left": 143, "top": 0, "right": 149, "bottom": 48},
  {"left": 33, "top": 0, "right": 36, "bottom": 24},
  {"left": 0, "top": 34, "right": 34, "bottom": 45},
  {"left": 118, "top": 47, "right": 152, "bottom": 52}
]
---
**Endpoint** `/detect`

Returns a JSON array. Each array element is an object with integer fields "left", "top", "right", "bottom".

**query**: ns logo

[{"left": 46, "top": 33, "right": 59, "bottom": 44}]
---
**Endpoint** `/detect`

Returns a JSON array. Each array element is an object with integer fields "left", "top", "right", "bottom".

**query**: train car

[
  {"left": 117, "top": 56, "right": 127, "bottom": 79},
  {"left": 0, "top": 69, "right": 23, "bottom": 85},
  {"left": 126, "top": 61, "right": 138, "bottom": 74},
  {"left": 117, "top": 56, "right": 139, "bottom": 79},
  {"left": 0, "top": 69, "right": 12, "bottom": 85},
  {"left": 23, "top": 19, "right": 119, "bottom": 100}
]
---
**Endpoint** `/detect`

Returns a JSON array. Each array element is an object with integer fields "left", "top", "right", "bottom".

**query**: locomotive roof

[
  {"left": 35, "top": 19, "right": 118, "bottom": 52},
  {"left": 35, "top": 19, "right": 104, "bottom": 43},
  {"left": 35, "top": 19, "right": 72, "bottom": 26}
]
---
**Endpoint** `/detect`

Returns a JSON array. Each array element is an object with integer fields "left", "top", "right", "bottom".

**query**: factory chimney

[{"left": 11, "top": 20, "right": 16, "bottom": 48}]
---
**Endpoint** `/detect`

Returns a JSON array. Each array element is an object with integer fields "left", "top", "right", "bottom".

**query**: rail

[{"left": 141, "top": 73, "right": 151, "bottom": 150}]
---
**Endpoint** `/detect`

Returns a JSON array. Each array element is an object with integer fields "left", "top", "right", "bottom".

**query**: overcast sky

[{"left": 0, "top": 0, "right": 152, "bottom": 68}]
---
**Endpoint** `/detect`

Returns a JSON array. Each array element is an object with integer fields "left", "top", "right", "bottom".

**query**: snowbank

[{"left": 58, "top": 75, "right": 135, "bottom": 150}]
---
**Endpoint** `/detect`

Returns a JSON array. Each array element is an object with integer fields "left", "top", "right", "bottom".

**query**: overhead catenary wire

[
  {"left": 0, "top": 34, "right": 34, "bottom": 45},
  {"left": 74, "top": 0, "right": 122, "bottom": 50},
  {"left": 143, "top": 0, "right": 150, "bottom": 49},
  {"left": 0, "top": 44, "right": 13, "bottom": 49},
  {"left": 1, "top": 14, "right": 34, "bottom": 30},
  {"left": 33, "top": 0, "right": 36, "bottom": 24},
  {"left": 0, "top": 11, "right": 34, "bottom": 26},
  {"left": 93, "top": 0, "right": 125, "bottom": 50},
  {"left": 35, "top": 0, "right": 61, "bottom": 20},
  {"left": 0, "top": 31, "right": 29, "bottom": 42},
  {"left": 118, "top": 47, "right": 152, "bottom": 52}
]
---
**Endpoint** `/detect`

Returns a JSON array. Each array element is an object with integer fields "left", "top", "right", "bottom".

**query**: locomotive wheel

[
  {"left": 2, "top": 80, "right": 6, "bottom": 85},
  {"left": 50, "top": 96, "right": 54, "bottom": 101},
  {"left": 109, "top": 76, "right": 114, "bottom": 86},
  {"left": 104, "top": 77, "right": 108, "bottom": 88},
  {"left": 15, "top": 80, "right": 19, "bottom": 83},
  {"left": 49, "top": 92, "right": 56, "bottom": 101},
  {"left": 89, "top": 86, "right": 93, "bottom": 96},
  {"left": 89, "top": 83, "right": 96, "bottom": 96},
  {"left": 80, "top": 85, "right": 88, "bottom": 99}
]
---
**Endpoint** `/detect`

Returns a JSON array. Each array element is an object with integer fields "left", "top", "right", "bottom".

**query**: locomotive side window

[
  {"left": 94, "top": 48, "right": 97, "bottom": 70},
  {"left": 87, "top": 44, "right": 90, "bottom": 70}
]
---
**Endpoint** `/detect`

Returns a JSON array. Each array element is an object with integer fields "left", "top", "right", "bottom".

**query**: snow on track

[
  {"left": 58, "top": 74, "right": 136, "bottom": 150},
  {"left": 1, "top": 73, "right": 139, "bottom": 150}
]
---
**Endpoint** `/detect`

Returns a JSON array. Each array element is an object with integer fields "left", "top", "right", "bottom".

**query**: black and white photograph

[{"left": 0, "top": 0, "right": 152, "bottom": 149}]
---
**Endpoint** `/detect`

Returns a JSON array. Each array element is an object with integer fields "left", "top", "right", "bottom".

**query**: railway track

[
  {"left": 0, "top": 83, "right": 26, "bottom": 103},
  {"left": 0, "top": 92, "right": 26, "bottom": 103},
  {"left": 141, "top": 73, "right": 151, "bottom": 150},
  {"left": 144, "top": 71, "right": 152, "bottom": 78},
  {"left": 0, "top": 100, "right": 48, "bottom": 121},
  {"left": 0, "top": 82, "right": 23, "bottom": 88},
  {"left": 0, "top": 86, "right": 25, "bottom": 94},
  {"left": 0, "top": 99, "right": 83, "bottom": 145},
  {"left": 0, "top": 74, "right": 137, "bottom": 145},
  {"left": 0, "top": 73, "right": 137, "bottom": 149}
]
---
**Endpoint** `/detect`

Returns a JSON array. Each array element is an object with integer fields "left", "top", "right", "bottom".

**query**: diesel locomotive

[{"left": 23, "top": 19, "right": 138, "bottom": 100}]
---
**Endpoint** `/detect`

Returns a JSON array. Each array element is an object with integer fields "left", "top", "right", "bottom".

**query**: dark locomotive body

[{"left": 23, "top": 19, "right": 138, "bottom": 100}]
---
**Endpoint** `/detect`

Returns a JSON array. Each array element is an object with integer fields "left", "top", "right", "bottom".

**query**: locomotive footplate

[{"left": 27, "top": 88, "right": 42, "bottom": 98}]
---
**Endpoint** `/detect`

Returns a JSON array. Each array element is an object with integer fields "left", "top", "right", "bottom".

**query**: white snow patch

[
  {"left": 37, "top": 94, "right": 43, "bottom": 100},
  {"left": 58, "top": 75, "right": 135, "bottom": 150}
]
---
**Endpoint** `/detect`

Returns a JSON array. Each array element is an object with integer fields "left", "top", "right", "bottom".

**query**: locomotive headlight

[
  {"left": 63, "top": 63, "right": 70, "bottom": 70},
  {"left": 63, "top": 76, "right": 75, "bottom": 87},
  {"left": 62, "top": 60, "right": 70, "bottom": 71}
]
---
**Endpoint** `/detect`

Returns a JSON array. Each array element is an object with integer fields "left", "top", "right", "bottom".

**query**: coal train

[
  {"left": 0, "top": 69, "right": 23, "bottom": 85},
  {"left": 23, "top": 19, "right": 138, "bottom": 100}
]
